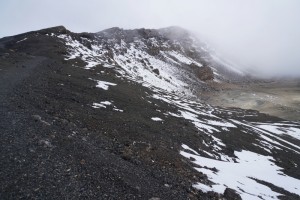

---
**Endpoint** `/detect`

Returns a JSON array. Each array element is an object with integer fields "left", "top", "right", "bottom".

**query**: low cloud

[{"left": 1, "top": 0, "right": 300, "bottom": 77}]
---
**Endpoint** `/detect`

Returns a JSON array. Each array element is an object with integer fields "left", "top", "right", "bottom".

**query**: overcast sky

[{"left": 1, "top": 0, "right": 300, "bottom": 76}]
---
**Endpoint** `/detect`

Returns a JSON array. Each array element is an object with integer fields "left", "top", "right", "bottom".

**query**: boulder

[{"left": 189, "top": 63, "right": 214, "bottom": 81}]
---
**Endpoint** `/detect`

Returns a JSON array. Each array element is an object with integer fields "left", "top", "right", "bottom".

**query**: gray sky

[{"left": 1, "top": 0, "right": 300, "bottom": 76}]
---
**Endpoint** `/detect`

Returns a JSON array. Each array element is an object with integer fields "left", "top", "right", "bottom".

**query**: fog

[{"left": 1, "top": 0, "right": 300, "bottom": 77}]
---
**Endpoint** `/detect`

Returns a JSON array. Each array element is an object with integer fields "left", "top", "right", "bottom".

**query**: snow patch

[
  {"left": 96, "top": 80, "right": 117, "bottom": 90},
  {"left": 181, "top": 144, "right": 300, "bottom": 200},
  {"left": 16, "top": 38, "right": 27, "bottom": 43},
  {"left": 257, "top": 124, "right": 300, "bottom": 141},
  {"left": 92, "top": 102, "right": 109, "bottom": 109},
  {"left": 151, "top": 117, "right": 163, "bottom": 121}
]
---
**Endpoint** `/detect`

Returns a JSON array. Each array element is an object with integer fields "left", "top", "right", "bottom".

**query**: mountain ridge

[{"left": 0, "top": 26, "right": 300, "bottom": 199}]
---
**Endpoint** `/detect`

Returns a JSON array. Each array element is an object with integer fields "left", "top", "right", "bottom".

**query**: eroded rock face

[
  {"left": 197, "top": 66, "right": 214, "bottom": 81},
  {"left": 189, "top": 63, "right": 214, "bottom": 81}
]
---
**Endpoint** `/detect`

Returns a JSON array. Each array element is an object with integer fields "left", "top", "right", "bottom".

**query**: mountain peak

[
  {"left": 159, "top": 26, "right": 189, "bottom": 34},
  {"left": 36, "top": 25, "right": 69, "bottom": 34},
  {"left": 98, "top": 26, "right": 191, "bottom": 40},
  {"left": 99, "top": 27, "right": 123, "bottom": 34},
  {"left": 158, "top": 26, "right": 192, "bottom": 39}
]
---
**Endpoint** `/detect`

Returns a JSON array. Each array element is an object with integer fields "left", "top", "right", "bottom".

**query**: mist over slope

[
  {"left": 2, "top": 0, "right": 300, "bottom": 77},
  {"left": 0, "top": 26, "right": 300, "bottom": 200}
]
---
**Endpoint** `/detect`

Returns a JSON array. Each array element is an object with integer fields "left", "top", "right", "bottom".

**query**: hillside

[{"left": 0, "top": 26, "right": 300, "bottom": 200}]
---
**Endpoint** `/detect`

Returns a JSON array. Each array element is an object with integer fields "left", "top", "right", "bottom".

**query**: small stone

[
  {"left": 61, "top": 119, "right": 68, "bottom": 124},
  {"left": 39, "top": 139, "right": 52, "bottom": 148},
  {"left": 80, "top": 159, "right": 86, "bottom": 165},
  {"left": 152, "top": 68, "right": 160, "bottom": 75},
  {"left": 32, "top": 115, "right": 42, "bottom": 122},
  {"left": 135, "top": 186, "right": 141, "bottom": 191}
]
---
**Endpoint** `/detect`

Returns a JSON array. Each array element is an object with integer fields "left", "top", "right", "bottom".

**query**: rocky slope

[{"left": 0, "top": 26, "right": 300, "bottom": 200}]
